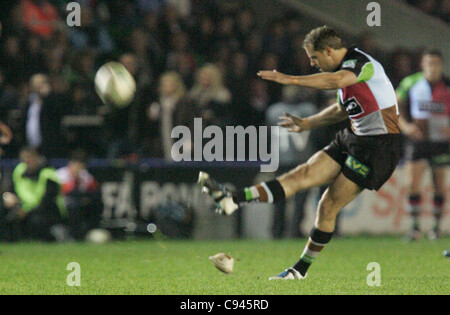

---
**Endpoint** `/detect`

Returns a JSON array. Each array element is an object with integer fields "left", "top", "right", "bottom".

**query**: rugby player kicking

[{"left": 198, "top": 26, "right": 401, "bottom": 280}]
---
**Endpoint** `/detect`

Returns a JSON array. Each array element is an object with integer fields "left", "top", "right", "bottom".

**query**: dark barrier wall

[{"left": 0, "top": 159, "right": 265, "bottom": 239}]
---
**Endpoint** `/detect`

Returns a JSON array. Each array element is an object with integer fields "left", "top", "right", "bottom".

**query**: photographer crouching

[{"left": 1, "top": 147, "right": 67, "bottom": 242}]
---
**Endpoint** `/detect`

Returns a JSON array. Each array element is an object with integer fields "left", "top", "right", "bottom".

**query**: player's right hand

[
  {"left": 257, "top": 70, "right": 293, "bottom": 85},
  {"left": 278, "top": 112, "right": 310, "bottom": 133}
]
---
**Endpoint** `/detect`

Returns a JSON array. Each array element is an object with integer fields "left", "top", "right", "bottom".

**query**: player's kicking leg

[
  {"left": 269, "top": 172, "right": 363, "bottom": 280},
  {"left": 199, "top": 150, "right": 356, "bottom": 280},
  {"left": 198, "top": 150, "right": 341, "bottom": 215}
]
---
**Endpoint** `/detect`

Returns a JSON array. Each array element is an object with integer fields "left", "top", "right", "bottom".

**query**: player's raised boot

[
  {"left": 197, "top": 172, "right": 238, "bottom": 215},
  {"left": 269, "top": 268, "right": 307, "bottom": 280}
]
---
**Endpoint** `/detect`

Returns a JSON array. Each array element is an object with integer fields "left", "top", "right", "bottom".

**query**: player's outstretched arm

[
  {"left": 257, "top": 70, "right": 357, "bottom": 90},
  {"left": 278, "top": 103, "right": 347, "bottom": 133}
]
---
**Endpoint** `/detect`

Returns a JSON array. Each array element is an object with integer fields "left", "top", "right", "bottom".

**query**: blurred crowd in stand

[
  {"left": 0, "top": 0, "right": 442, "bottom": 161},
  {"left": 0, "top": 0, "right": 447, "bottom": 242},
  {"left": 402, "top": 0, "right": 450, "bottom": 23}
]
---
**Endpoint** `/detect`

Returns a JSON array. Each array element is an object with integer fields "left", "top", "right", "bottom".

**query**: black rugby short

[
  {"left": 404, "top": 140, "right": 450, "bottom": 167},
  {"left": 323, "top": 128, "right": 401, "bottom": 191}
]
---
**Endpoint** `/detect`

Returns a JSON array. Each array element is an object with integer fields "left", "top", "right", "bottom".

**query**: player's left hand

[
  {"left": 278, "top": 112, "right": 310, "bottom": 133},
  {"left": 257, "top": 70, "right": 293, "bottom": 85}
]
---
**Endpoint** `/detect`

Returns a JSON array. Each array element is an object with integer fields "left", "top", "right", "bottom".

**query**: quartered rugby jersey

[
  {"left": 396, "top": 72, "right": 450, "bottom": 142},
  {"left": 336, "top": 46, "right": 400, "bottom": 136}
]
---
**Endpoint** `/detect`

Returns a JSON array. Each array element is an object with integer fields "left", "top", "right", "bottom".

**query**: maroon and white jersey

[
  {"left": 396, "top": 72, "right": 450, "bottom": 142},
  {"left": 337, "top": 46, "right": 400, "bottom": 136},
  {"left": 57, "top": 166, "right": 98, "bottom": 195}
]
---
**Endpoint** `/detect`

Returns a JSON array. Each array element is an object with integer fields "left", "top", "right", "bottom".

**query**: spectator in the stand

[
  {"left": 1, "top": 36, "right": 26, "bottom": 87},
  {"left": 285, "top": 16, "right": 303, "bottom": 41},
  {"left": 0, "top": 67, "right": 18, "bottom": 156},
  {"left": 407, "top": 0, "right": 447, "bottom": 22},
  {"left": 24, "top": 34, "right": 47, "bottom": 77},
  {"left": 144, "top": 71, "right": 194, "bottom": 159},
  {"left": 121, "top": 52, "right": 153, "bottom": 93},
  {"left": 262, "top": 19, "right": 289, "bottom": 60},
  {"left": 438, "top": 0, "right": 450, "bottom": 23},
  {"left": 137, "top": 0, "right": 166, "bottom": 15},
  {"left": 243, "top": 33, "right": 264, "bottom": 75},
  {"left": 259, "top": 52, "right": 283, "bottom": 104},
  {"left": 70, "top": 81, "right": 101, "bottom": 116},
  {"left": 166, "top": 31, "right": 196, "bottom": 85},
  {"left": 24, "top": 73, "right": 67, "bottom": 158},
  {"left": 213, "top": 45, "right": 233, "bottom": 77},
  {"left": 45, "top": 44, "right": 67, "bottom": 82},
  {"left": 168, "top": 48, "right": 196, "bottom": 88},
  {"left": 104, "top": 53, "right": 148, "bottom": 159},
  {"left": 1, "top": 0, "right": 444, "bottom": 163},
  {"left": 288, "top": 34, "right": 314, "bottom": 75},
  {"left": 159, "top": 3, "right": 185, "bottom": 51},
  {"left": 60, "top": 47, "right": 104, "bottom": 158},
  {"left": 416, "top": 0, "right": 439, "bottom": 15},
  {"left": 389, "top": 49, "right": 415, "bottom": 88},
  {"left": 217, "top": 13, "right": 238, "bottom": 50},
  {"left": 141, "top": 12, "right": 165, "bottom": 65},
  {"left": 64, "top": 80, "right": 106, "bottom": 157},
  {"left": 120, "top": 52, "right": 154, "bottom": 157},
  {"left": 189, "top": 64, "right": 232, "bottom": 128},
  {"left": 190, "top": 0, "right": 221, "bottom": 21},
  {"left": 191, "top": 16, "right": 217, "bottom": 61},
  {"left": 0, "top": 120, "right": 13, "bottom": 156},
  {"left": 57, "top": 149, "right": 102, "bottom": 241},
  {"left": 44, "top": 32, "right": 71, "bottom": 95},
  {"left": 166, "top": 0, "right": 192, "bottom": 21},
  {"left": 357, "top": 32, "right": 388, "bottom": 66},
  {"left": 2, "top": 146, "right": 66, "bottom": 242},
  {"left": 248, "top": 79, "right": 270, "bottom": 127},
  {"left": 21, "top": 0, "right": 61, "bottom": 39},
  {"left": 68, "top": 49, "right": 97, "bottom": 87},
  {"left": 67, "top": 3, "right": 115, "bottom": 54},
  {"left": 0, "top": 68, "right": 17, "bottom": 123},
  {"left": 226, "top": 52, "right": 252, "bottom": 126},
  {"left": 235, "top": 6, "right": 256, "bottom": 46},
  {"left": 129, "top": 27, "right": 161, "bottom": 84}
]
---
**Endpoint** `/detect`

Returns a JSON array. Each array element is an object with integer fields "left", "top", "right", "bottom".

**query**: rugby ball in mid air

[{"left": 95, "top": 61, "right": 136, "bottom": 108}]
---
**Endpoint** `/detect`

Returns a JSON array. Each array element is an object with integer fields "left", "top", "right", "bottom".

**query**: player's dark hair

[
  {"left": 19, "top": 146, "right": 40, "bottom": 157},
  {"left": 69, "top": 149, "right": 88, "bottom": 164},
  {"left": 422, "top": 48, "right": 443, "bottom": 60},
  {"left": 303, "top": 25, "right": 344, "bottom": 51}
]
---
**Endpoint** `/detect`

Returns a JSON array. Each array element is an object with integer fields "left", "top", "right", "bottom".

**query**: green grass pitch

[{"left": 0, "top": 236, "right": 448, "bottom": 295}]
